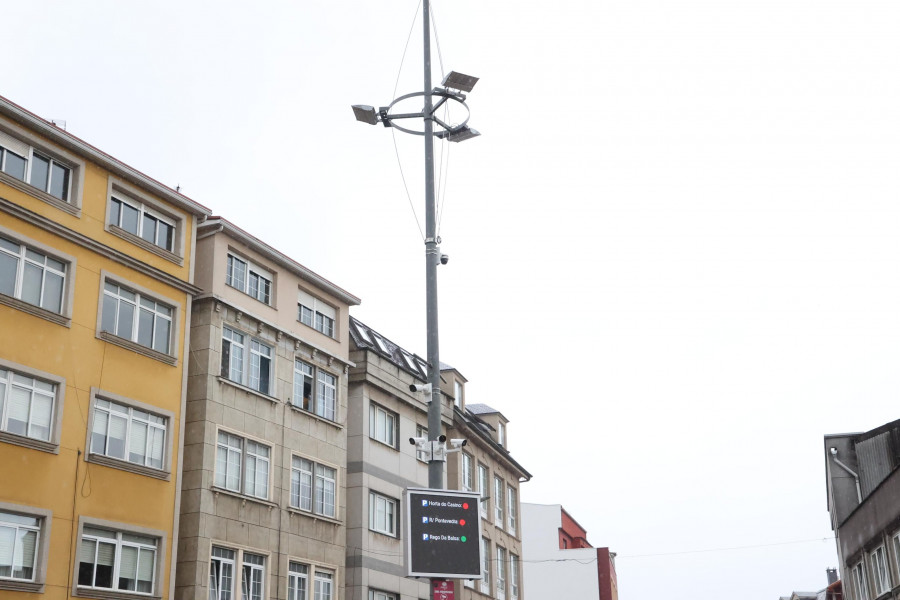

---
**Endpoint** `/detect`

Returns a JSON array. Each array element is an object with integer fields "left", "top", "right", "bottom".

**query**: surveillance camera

[
  {"left": 410, "top": 383, "right": 433, "bottom": 394},
  {"left": 450, "top": 438, "right": 467, "bottom": 447},
  {"left": 410, "top": 436, "right": 427, "bottom": 446},
  {"left": 830, "top": 447, "right": 838, "bottom": 456},
  {"left": 439, "top": 434, "right": 447, "bottom": 443},
  {"left": 440, "top": 254, "right": 449, "bottom": 265}
]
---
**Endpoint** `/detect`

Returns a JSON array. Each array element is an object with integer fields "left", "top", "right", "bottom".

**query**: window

[
  {"left": 77, "top": 526, "right": 158, "bottom": 594},
  {"left": 0, "top": 131, "right": 71, "bottom": 202},
  {"left": 494, "top": 476, "right": 505, "bottom": 526},
  {"left": 109, "top": 195, "right": 175, "bottom": 253},
  {"left": 226, "top": 254, "right": 272, "bottom": 305},
  {"left": 369, "top": 403, "right": 396, "bottom": 447},
  {"left": 209, "top": 547, "right": 235, "bottom": 600},
  {"left": 871, "top": 546, "right": 890, "bottom": 596},
  {"left": 298, "top": 289, "right": 336, "bottom": 338},
  {"left": 498, "top": 422, "right": 506, "bottom": 446},
  {"left": 461, "top": 453, "right": 474, "bottom": 491},
  {"left": 242, "top": 553, "right": 265, "bottom": 600},
  {"left": 369, "top": 492, "right": 397, "bottom": 536},
  {"left": 0, "top": 369, "right": 55, "bottom": 443},
  {"left": 209, "top": 546, "right": 267, "bottom": 600},
  {"left": 314, "top": 569, "right": 333, "bottom": 600},
  {"left": 454, "top": 381, "right": 462, "bottom": 407},
  {"left": 214, "top": 431, "right": 270, "bottom": 500},
  {"left": 292, "top": 360, "right": 337, "bottom": 421},
  {"left": 852, "top": 561, "right": 869, "bottom": 600},
  {"left": 0, "top": 235, "right": 66, "bottom": 314},
  {"left": 894, "top": 533, "right": 900, "bottom": 582},
  {"left": 416, "top": 425, "right": 429, "bottom": 462},
  {"left": 507, "top": 485, "right": 518, "bottom": 534},
  {"left": 478, "top": 465, "right": 489, "bottom": 518},
  {"left": 221, "top": 328, "right": 272, "bottom": 395},
  {"left": 480, "top": 538, "right": 491, "bottom": 595},
  {"left": 497, "top": 546, "right": 507, "bottom": 600},
  {"left": 369, "top": 591, "right": 397, "bottom": 600},
  {"left": 89, "top": 397, "right": 167, "bottom": 470},
  {"left": 288, "top": 562, "right": 308, "bottom": 600},
  {"left": 290, "top": 457, "right": 337, "bottom": 518},
  {"left": 101, "top": 281, "right": 172, "bottom": 354},
  {"left": 510, "top": 554, "right": 520, "bottom": 600},
  {"left": 0, "top": 511, "right": 40, "bottom": 582}
]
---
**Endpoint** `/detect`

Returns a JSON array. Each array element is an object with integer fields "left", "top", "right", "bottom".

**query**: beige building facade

[{"left": 176, "top": 218, "right": 359, "bottom": 600}]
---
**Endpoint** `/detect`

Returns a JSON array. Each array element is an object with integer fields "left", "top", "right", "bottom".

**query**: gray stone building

[
  {"left": 176, "top": 218, "right": 360, "bottom": 600},
  {"left": 825, "top": 418, "right": 900, "bottom": 600},
  {"left": 345, "top": 317, "right": 530, "bottom": 600}
]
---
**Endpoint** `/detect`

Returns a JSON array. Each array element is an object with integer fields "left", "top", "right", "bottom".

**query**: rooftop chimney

[{"left": 826, "top": 568, "right": 838, "bottom": 585}]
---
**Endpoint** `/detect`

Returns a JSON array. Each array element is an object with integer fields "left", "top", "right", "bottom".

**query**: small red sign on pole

[{"left": 432, "top": 579, "right": 454, "bottom": 600}]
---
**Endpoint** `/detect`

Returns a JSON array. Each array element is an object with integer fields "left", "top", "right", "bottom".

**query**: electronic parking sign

[{"left": 406, "top": 488, "right": 483, "bottom": 578}]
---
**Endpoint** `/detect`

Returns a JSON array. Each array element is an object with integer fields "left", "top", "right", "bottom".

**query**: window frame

[
  {"left": 507, "top": 485, "right": 518, "bottom": 534},
  {"left": 226, "top": 252, "right": 273, "bottom": 305},
  {"left": 220, "top": 326, "right": 274, "bottom": 397},
  {"left": 105, "top": 178, "right": 184, "bottom": 262},
  {"left": 0, "top": 502, "right": 52, "bottom": 594},
  {"left": 292, "top": 358, "right": 342, "bottom": 423},
  {"left": 494, "top": 476, "right": 505, "bottom": 526},
  {"left": 0, "top": 225, "right": 76, "bottom": 327},
  {"left": 289, "top": 455, "right": 339, "bottom": 520},
  {"left": 0, "top": 358, "right": 65, "bottom": 454},
  {"left": 84, "top": 387, "right": 174, "bottom": 479},
  {"left": 461, "top": 452, "right": 474, "bottom": 491},
  {"left": 208, "top": 544, "right": 270, "bottom": 600},
  {"left": 0, "top": 123, "right": 83, "bottom": 215},
  {"left": 213, "top": 429, "right": 272, "bottom": 502},
  {"left": 510, "top": 553, "right": 520, "bottom": 600},
  {"left": 480, "top": 537, "right": 491, "bottom": 595},
  {"left": 893, "top": 532, "right": 900, "bottom": 584},
  {"left": 852, "top": 560, "right": 870, "bottom": 600},
  {"left": 72, "top": 516, "right": 166, "bottom": 600},
  {"left": 368, "top": 402, "right": 397, "bottom": 449},
  {"left": 496, "top": 545, "right": 507, "bottom": 600},
  {"left": 478, "top": 464, "right": 489, "bottom": 519},
  {"left": 871, "top": 545, "right": 891, "bottom": 597},
  {"left": 415, "top": 424, "right": 429, "bottom": 462},
  {"left": 369, "top": 590, "right": 398, "bottom": 600},
  {"left": 368, "top": 491, "right": 398, "bottom": 537},
  {"left": 96, "top": 271, "right": 180, "bottom": 366},
  {"left": 298, "top": 288, "right": 337, "bottom": 339}
]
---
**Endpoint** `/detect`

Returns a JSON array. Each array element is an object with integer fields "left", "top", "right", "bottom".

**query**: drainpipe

[{"left": 830, "top": 447, "right": 862, "bottom": 503}]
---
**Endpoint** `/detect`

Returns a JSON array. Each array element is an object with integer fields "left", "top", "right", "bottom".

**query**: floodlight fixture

[
  {"left": 442, "top": 71, "right": 479, "bottom": 93},
  {"left": 351, "top": 105, "right": 379, "bottom": 125},
  {"left": 436, "top": 126, "right": 481, "bottom": 143}
]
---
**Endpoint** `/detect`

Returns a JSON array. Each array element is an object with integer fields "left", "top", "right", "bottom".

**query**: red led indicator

[
  {"left": 459, "top": 519, "right": 466, "bottom": 526},
  {"left": 462, "top": 503, "right": 469, "bottom": 510}
]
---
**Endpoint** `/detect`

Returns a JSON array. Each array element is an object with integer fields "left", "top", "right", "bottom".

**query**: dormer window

[
  {"left": 454, "top": 381, "right": 462, "bottom": 407},
  {"left": 498, "top": 422, "right": 506, "bottom": 446}
]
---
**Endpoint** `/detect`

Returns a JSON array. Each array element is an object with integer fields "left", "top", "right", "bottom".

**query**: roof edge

[{"left": 0, "top": 95, "right": 211, "bottom": 218}]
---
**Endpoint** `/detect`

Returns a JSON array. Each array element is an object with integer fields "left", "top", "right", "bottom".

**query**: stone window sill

[
  {"left": 211, "top": 485, "right": 278, "bottom": 509},
  {"left": 0, "top": 171, "right": 80, "bottom": 217},
  {"left": 0, "top": 293, "right": 70, "bottom": 327},
  {"left": 87, "top": 453, "right": 170, "bottom": 481},
  {"left": 0, "top": 430, "right": 58, "bottom": 454},
  {"left": 287, "top": 402, "right": 343, "bottom": 429},
  {"left": 217, "top": 376, "right": 277, "bottom": 404},
  {"left": 0, "top": 579, "right": 44, "bottom": 593},
  {"left": 108, "top": 225, "right": 183, "bottom": 266},
  {"left": 286, "top": 506, "right": 342, "bottom": 525},
  {"left": 98, "top": 331, "right": 177, "bottom": 366}
]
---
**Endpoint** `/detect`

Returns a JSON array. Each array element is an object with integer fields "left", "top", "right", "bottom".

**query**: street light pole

[{"left": 422, "top": 0, "right": 444, "bottom": 491}]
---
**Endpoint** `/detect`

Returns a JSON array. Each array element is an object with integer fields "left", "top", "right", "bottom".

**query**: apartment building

[
  {"left": 445, "top": 395, "right": 531, "bottom": 600},
  {"left": 345, "top": 317, "right": 531, "bottom": 600},
  {"left": 0, "top": 95, "right": 210, "bottom": 598},
  {"left": 175, "top": 218, "right": 359, "bottom": 600},
  {"left": 345, "top": 317, "right": 446, "bottom": 600},
  {"left": 825, "top": 418, "right": 900, "bottom": 600},
  {"left": 520, "top": 504, "right": 618, "bottom": 600}
]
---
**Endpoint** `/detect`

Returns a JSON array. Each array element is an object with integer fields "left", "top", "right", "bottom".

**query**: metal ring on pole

[{"left": 384, "top": 90, "right": 472, "bottom": 137}]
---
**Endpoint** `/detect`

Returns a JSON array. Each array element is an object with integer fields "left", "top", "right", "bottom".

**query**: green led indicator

[{"left": 461, "top": 536, "right": 467, "bottom": 542}]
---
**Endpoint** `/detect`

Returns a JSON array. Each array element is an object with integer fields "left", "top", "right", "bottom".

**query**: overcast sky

[{"left": 6, "top": 1, "right": 900, "bottom": 599}]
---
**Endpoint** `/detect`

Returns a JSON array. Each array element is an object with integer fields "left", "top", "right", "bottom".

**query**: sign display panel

[{"left": 406, "top": 488, "right": 482, "bottom": 578}]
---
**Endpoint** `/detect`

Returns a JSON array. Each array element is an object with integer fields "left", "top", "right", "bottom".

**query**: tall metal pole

[{"left": 423, "top": 0, "right": 443, "bottom": 490}]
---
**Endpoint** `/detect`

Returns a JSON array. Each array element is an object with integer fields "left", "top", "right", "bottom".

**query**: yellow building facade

[{"left": 0, "top": 96, "right": 210, "bottom": 599}]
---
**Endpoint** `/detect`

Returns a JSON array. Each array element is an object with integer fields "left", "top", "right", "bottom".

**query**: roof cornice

[
  {"left": 201, "top": 218, "right": 360, "bottom": 306},
  {"left": 0, "top": 95, "right": 211, "bottom": 218}
]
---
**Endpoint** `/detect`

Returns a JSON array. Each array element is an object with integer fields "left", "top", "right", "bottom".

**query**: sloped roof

[{"left": 349, "top": 317, "right": 429, "bottom": 381}]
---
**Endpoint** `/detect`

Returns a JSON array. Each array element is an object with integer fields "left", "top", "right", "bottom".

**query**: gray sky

[{"left": 7, "top": 1, "right": 900, "bottom": 598}]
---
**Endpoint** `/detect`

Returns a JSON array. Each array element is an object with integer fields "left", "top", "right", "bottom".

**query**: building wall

[
  {"left": 176, "top": 226, "right": 357, "bottom": 600},
  {"left": 0, "top": 102, "right": 206, "bottom": 599},
  {"left": 521, "top": 504, "right": 601, "bottom": 600}
]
